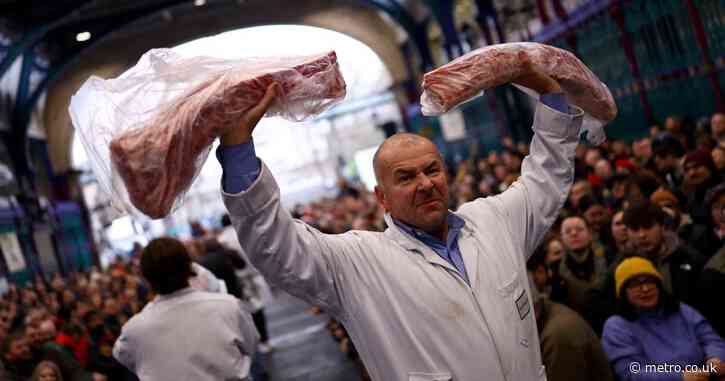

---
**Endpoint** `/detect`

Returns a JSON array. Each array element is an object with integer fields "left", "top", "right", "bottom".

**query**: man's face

[
  {"left": 712, "top": 148, "right": 725, "bottom": 171},
  {"left": 375, "top": 141, "right": 449, "bottom": 236},
  {"left": 711, "top": 113, "right": 725, "bottom": 141},
  {"left": 584, "top": 149, "right": 601, "bottom": 168},
  {"left": 683, "top": 162, "right": 711, "bottom": 187},
  {"left": 665, "top": 117, "right": 681, "bottom": 133},
  {"left": 546, "top": 240, "right": 564, "bottom": 264},
  {"left": 561, "top": 217, "right": 592, "bottom": 251},
  {"left": 654, "top": 153, "right": 676, "bottom": 172},
  {"left": 630, "top": 223, "right": 663, "bottom": 257},
  {"left": 632, "top": 139, "right": 652, "bottom": 160},
  {"left": 584, "top": 204, "right": 610, "bottom": 234},
  {"left": 611, "top": 211, "right": 629, "bottom": 245},
  {"left": 594, "top": 159, "right": 612, "bottom": 180},
  {"left": 569, "top": 181, "right": 591, "bottom": 208},
  {"left": 7, "top": 337, "right": 31, "bottom": 361},
  {"left": 104, "top": 299, "right": 120, "bottom": 316}
]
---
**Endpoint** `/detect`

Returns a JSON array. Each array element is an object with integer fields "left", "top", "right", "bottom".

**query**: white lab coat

[
  {"left": 113, "top": 288, "right": 259, "bottom": 381},
  {"left": 222, "top": 102, "right": 583, "bottom": 381}
]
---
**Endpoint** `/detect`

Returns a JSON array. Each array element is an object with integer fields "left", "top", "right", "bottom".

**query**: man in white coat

[
  {"left": 217, "top": 56, "right": 584, "bottom": 381},
  {"left": 113, "top": 237, "right": 259, "bottom": 381}
]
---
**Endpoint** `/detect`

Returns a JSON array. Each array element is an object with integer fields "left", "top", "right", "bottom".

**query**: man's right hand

[{"left": 220, "top": 83, "right": 280, "bottom": 146}]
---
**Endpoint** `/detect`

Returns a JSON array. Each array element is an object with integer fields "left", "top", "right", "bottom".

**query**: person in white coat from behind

[
  {"left": 112, "top": 237, "right": 258, "bottom": 381},
  {"left": 217, "top": 55, "right": 584, "bottom": 381}
]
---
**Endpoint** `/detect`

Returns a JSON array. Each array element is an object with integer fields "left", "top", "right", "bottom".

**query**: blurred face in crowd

[
  {"left": 629, "top": 222, "right": 663, "bottom": 258},
  {"left": 546, "top": 239, "right": 564, "bottom": 264},
  {"left": 37, "top": 320, "right": 56, "bottom": 343},
  {"left": 712, "top": 193, "right": 725, "bottom": 228},
  {"left": 653, "top": 152, "right": 678, "bottom": 173},
  {"left": 594, "top": 159, "right": 613, "bottom": 181},
  {"left": 38, "top": 365, "right": 59, "bottom": 381},
  {"left": 6, "top": 336, "right": 31, "bottom": 361},
  {"left": 530, "top": 263, "right": 548, "bottom": 292},
  {"left": 625, "top": 275, "right": 660, "bottom": 310},
  {"left": 712, "top": 113, "right": 725, "bottom": 141},
  {"left": 374, "top": 134, "right": 449, "bottom": 239},
  {"left": 104, "top": 299, "right": 120, "bottom": 316},
  {"left": 24, "top": 325, "right": 42, "bottom": 348},
  {"left": 611, "top": 140, "right": 628, "bottom": 157},
  {"left": 683, "top": 161, "right": 711, "bottom": 187},
  {"left": 632, "top": 138, "right": 652, "bottom": 161},
  {"left": 584, "top": 204, "right": 610, "bottom": 234},
  {"left": 561, "top": 217, "right": 592, "bottom": 252},
  {"left": 665, "top": 116, "right": 682, "bottom": 134},
  {"left": 494, "top": 164, "right": 508, "bottom": 182},
  {"left": 584, "top": 148, "right": 601, "bottom": 168},
  {"left": 569, "top": 181, "right": 591, "bottom": 208},
  {"left": 712, "top": 147, "right": 725, "bottom": 171}
]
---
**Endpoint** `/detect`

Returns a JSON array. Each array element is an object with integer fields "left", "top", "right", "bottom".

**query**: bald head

[{"left": 373, "top": 133, "right": 440, "bottom": 187}]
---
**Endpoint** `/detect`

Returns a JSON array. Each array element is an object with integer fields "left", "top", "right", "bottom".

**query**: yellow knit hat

[{"left": 615, "top": 257, "right": 663, "bottom": 298}]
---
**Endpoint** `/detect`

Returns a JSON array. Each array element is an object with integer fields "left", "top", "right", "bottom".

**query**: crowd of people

[
  {"left": 0, "top": 220, "right": 272, "bottom": 381},
  {"left": 1, "top": 109, "right": 724, "bottom": 380}
]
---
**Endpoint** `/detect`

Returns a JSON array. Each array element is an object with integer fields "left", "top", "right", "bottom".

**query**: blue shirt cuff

[
  {"left": 216, "top": 140, "right": 261, "bottom": 193},
  {"left": 539, "top": 93, "right": 568, "bottom": 113}
]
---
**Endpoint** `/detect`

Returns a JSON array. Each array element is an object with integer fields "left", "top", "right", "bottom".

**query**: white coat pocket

[{"left": 408, "top": 371, "right": 453, "bottom": 381}]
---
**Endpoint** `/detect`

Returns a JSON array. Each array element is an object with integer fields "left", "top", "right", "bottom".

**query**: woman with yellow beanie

[{"left": 601, "top": 257, "right": 725, "bottom": 381}]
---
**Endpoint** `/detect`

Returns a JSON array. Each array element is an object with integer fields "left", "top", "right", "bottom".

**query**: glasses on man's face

[{"left": 627, "top": 277, "right": 657, "bottom": 291}]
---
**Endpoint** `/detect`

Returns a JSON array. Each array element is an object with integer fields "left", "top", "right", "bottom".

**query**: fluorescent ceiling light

[{"left": 194, "top": 0, "right": 206, "bottom": 6}]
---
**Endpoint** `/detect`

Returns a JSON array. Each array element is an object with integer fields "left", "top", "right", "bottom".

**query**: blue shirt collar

[{"left": 393, "top": 212, "right": 466, "bottom": 248}]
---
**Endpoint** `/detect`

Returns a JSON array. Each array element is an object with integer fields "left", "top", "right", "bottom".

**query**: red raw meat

[
  {"left": 109, "top": 51, "right": 346, "bottom": 218},
  {"left": 421, "top": 43, "right": 617, "bottom": 122}
]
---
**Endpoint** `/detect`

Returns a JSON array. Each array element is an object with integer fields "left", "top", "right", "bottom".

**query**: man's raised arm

[{"left": 217, "top": 84, "right": 353, "bottom": 318}]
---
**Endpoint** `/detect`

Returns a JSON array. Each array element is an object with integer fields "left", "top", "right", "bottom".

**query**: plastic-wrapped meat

[
  {"left": 420, "top": 42, "right": 617, "bottom": 123},
  {"left": 108, "top": 51, "right": 346, "bottom": 218}
]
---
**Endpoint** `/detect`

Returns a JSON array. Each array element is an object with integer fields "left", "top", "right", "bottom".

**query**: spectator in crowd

[
  {"left": 578, "top": 195, "right": 612, "bottom": 256},
  {"left": 557, "top": 216, "right": 608, "bottom": 322},
  {"left": 606, "top": 209, "right": 631, "bottom": 262},
  {"left": 32, "top": 360, "right": 63, "bottom": 381},
  {"left": 2, "top": 331, "right": 34, "bottom": 380},
  {"left": 193, "top": 238, "right": 245, "bottom": 299},
  {"left": 527, "top": 252, "right": 614, "bottom": 381},
  {"left": 602, "top": 257, "right": 725, "bottom": 381},
  {"left": 711, "top": 112, "right": 725, "bottom": 144},
  {"left": 713, "top": 145, "right": 725, "bottom": 172},
  {"left": 650, "top": 187, "right": 691, "bottom": 236},
  {"left": 623, "top": 201, "right": 705, "bottom": 305},
  {"left": 113, "top": 237, "right": 258, "bottom": 381},
  {"left": 587, "top": 200, "right": 706, "bottom": 334},
  {"left": 568, "top": 180, "right": 593, "bottom": 211},
  {"left": 27, "top": 319, "right": 102, "bottom": 381},
  {"left": 652, "top": 132, "right": 686, "bottom": 191},
  {"left": 682, "top": 150, "right": 721, "bottom": 226},
  {"left": 688, "top": 183, "right": 725, "bottom": 257}
]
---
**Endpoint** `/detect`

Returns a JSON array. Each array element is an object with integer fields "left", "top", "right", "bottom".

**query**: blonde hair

[{"left": 32, "top": 361, "right": 64, "bottom": 381}]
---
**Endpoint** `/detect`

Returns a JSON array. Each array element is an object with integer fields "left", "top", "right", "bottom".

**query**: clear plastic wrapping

[
  {"left": 69, "top": 49, "right": 346, "bottom": 219},
  {"left": 420, "top": 42, "right": 616, "bottom": 145}
]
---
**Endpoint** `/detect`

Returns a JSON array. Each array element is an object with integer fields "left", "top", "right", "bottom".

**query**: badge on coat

[{"left": 515, "top": 290, "right": 530, "bottom": 320}]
